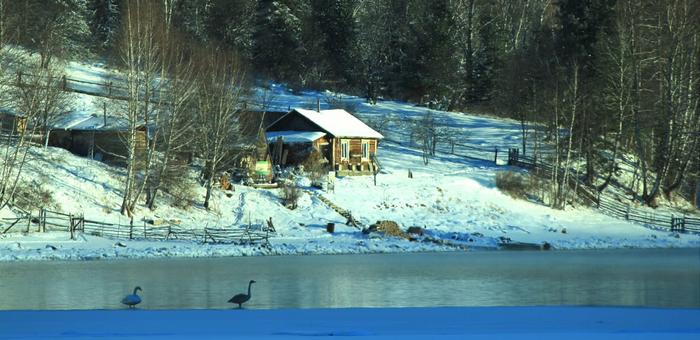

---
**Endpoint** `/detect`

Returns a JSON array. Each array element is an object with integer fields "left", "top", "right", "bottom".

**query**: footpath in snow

[{"left": 1, "top": 307, "right": 699, "bottom": 339}]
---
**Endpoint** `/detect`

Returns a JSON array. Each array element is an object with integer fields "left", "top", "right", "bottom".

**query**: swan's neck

[
  {"left": 133, "top": 288, "right": 140, "bottom": 295},
  {"left": 247, "top": 282, "right": 253, "bottom": 296}
]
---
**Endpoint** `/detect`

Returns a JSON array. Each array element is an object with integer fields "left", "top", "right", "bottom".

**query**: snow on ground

[
  {"left": 2, "top": 307, "right": 699, "bottom": 339},
  {"left": 0, "top": 61, "right": 698, "bottom": 261}
]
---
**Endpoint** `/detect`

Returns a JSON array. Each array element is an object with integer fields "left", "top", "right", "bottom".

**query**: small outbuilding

[
  {"left": 49, "top": 113, "right": 148, "bottom": 164},
  {"left": 265, "top": 108, "right": 383, "bottom": 176}
]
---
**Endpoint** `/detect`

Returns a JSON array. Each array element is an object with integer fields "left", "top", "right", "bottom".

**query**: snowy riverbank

[
  {"left": 1, "top": 61, "right": 699, "bottom": 262},
  {"left": 1, "top": 228, "right": 698, "bottom": 261},
  {"left": 2, "top": 307, "right": 699, "bottom": 339}
]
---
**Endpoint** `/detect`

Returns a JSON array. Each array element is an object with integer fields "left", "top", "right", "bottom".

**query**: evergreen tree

[
  {"left": 206, "top": 0, "right": 256, "bottom": 60},
  {"left": 402, "top": 0, "right": 457, "bottom": 105},
  {"left": 89, "top": 0, "right": 120, "bottom": 53},
  {"left": 307, "top": 0, "right": 357, "bottom": 85},
  {"left": 252, "top": 0, "right": 304, "bottom": 83},
  {"left": 8, "top": 0, "right": 91, "bottom": 66},
  {"left": 172, "top": 0, "right": 214, "bottom": 43}
]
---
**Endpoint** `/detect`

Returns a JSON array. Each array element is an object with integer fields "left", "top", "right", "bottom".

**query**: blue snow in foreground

[{"left": 1, "top": 307, "right": 699, "bottom": 339}]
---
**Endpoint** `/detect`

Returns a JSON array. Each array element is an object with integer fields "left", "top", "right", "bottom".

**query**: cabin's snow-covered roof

[
  {"left": 290, "top": 108, "right": 383, "bottom": 139},
  {"left": 51, "top": 111, "right": 142, "bottom": 131},
  {"left": 0, "top": 108, "right": 23, "bottom": 117},
  {"left": 265, "top": 130, "right": 326, "bottom": 143},
  {"left": 70, "top": 116, "right": 132, "bottom": 131}
]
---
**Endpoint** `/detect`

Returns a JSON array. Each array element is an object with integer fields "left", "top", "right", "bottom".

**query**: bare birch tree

[
  {"left": 146, "top": 36, "right": 196, "bottom": 209},
  {"left": 0, "top": 61, "right": 53, "bottom": 208},
  {"left": 596, "top": 0, "right": 636, "bottom": 192},
  {"left": 117, "top": 0, "right": 164, "bottom": 216},
  {"left": 194, "top": 48, "right": 247, "bottom": 210}
]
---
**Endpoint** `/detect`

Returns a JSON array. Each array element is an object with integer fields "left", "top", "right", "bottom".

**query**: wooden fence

[
  {"left": 508, "top": 149, "right": 599, "bottom": 206},
  {"left": 507, "top": 148, "right": 700, "bottom": 234},
  {"left": 383, "top": 132, "right": 508, "bottom": 165},
  {"left": 2, "top": 207, "right": 272, "bottom": 246},
  {"left": 6, "top": 71, "right": 167, "bottom": 105}
]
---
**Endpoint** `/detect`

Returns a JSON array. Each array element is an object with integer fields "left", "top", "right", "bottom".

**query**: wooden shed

[
  {"left": 265, "top": 108, "right": 383, "bottom": 176},
  {"left": 49, "top": 114, "right": 148, "bottom": 165}
]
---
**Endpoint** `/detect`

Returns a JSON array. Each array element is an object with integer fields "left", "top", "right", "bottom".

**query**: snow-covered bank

[
  {"left": 2, "top": 138, "right": 698, "bottom": 261},
  {"left": 0, "top": 231, "right": 461, "bottom": 261},
  {"left": 1, "top": 140, "right": 699, "bottom": 261},
  {"left": 1, "top": 307, "right": 699, "bottom": 339},
  {"left": 0, "top": 61, "right": 698, "bottom": 262},
  {"left": 1, "top": 230, "right": 698, "bottom": 262}
]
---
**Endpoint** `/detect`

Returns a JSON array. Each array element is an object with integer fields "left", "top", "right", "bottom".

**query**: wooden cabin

[
  {"left": 265, "top": 108, "right": 383, "bottom": 176},
  {"left": 49, "top": 115, "right": 148, "bottom": 165}
]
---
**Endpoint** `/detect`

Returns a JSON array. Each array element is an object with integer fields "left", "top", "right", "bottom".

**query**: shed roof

[
  {"left": 265, "top": 130, "right": 326, "bottom": 143},
  {"left": 271, "top": 108, "right": 383, "bottom": 139},
  {"left": 51, "top": 112, "right": 144, "bottom": 131},
  {"left": 0, "top": 108, "right": 24, "bottom": 118}
]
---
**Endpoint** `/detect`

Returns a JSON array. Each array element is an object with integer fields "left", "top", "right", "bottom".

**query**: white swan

[{"left": 122, "top": 286, "right": 142, "bottom": 308}]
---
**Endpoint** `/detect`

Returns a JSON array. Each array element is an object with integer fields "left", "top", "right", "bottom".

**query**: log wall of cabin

[{"left": 332, "top": 138, "right": 378, "bottom": 171}]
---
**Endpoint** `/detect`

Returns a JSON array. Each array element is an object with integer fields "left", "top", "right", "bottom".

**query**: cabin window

[
  {"left": 341, "top": 139, "right": 349, "bottom": 160},
  {"left": 361, "top": 140, "right": 369, "bottom": 160}
]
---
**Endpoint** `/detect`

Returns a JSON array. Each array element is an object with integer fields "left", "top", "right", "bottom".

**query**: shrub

[
  {"left": 495, "top": 171, "right": 530, "bottom": 199},
  {"left": 12, "top": 181, "right": 60, "bottom": 212},
  {"left": 167, "top": 177, "right": 198, "bottom": 210},
  {"left": 302, "top": 149, "right": 328, "bottom": 188},
  {"left": 280, "top": 182, "right": 302, "bottom": 209}
]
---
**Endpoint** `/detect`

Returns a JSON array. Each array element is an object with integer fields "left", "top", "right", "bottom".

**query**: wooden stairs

[{"left": 308, "top": 191, "right": 363, "bottom": 230}]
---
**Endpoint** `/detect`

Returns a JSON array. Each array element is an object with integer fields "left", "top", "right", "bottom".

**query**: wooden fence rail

[
  {"left": 508, "top": 148, "right": 699, "bottom": 234},
  {"left": 2, "top": 207, "right": 272, "bottom": 246}
]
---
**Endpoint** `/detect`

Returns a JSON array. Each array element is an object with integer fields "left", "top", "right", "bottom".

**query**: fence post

[
  {"left": 596, "top": 192, "right": 601, "bottom": 209},
  {"left": 62, "top": 75, "right": 67, "bottom": 90},
  {"left": 671, "top": 215, "right": 679, "bottom": 232},
  {"left": 681, "top": 216, "right": 686, "bottom": 233},
  {"left": 494, "top": 147, "right": 498, "bottom": 164},
  {"left": 625, "top": 205, "right": 630, "bottom": 220},
  {"left": 26, "top": 213, "right": 31, "bottom": 233},
  {"left": 37, "top": 209, "right": 43, "bottom": 232},
  {"left": 69, "top": 213, "right": 74, "bottom": 240},
  {"left": 129, "top": 217, "right": 134, "bottom": 240}
]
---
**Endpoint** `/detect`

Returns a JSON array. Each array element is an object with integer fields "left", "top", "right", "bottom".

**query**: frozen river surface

[{"left": 0, "top": 248, "right": 698, "bottom": 310}]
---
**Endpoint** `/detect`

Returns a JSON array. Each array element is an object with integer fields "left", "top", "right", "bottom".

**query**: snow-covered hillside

[{"left": 0, "top": 61, "right": 698, "bottom": 261}]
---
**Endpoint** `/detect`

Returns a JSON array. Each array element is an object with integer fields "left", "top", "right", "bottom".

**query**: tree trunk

[{"left": 203, "top": 159, "right": 216, "bottom": 209}]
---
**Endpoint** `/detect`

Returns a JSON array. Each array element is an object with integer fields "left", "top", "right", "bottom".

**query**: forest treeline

[{"left": 0, "top": 0, "right": 698, "bottom": 208}]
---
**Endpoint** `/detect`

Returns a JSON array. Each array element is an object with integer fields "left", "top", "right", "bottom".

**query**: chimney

[{"left": 316, "top": 98, "right": 320, "bottom": 112}]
